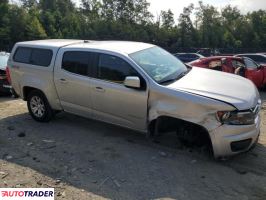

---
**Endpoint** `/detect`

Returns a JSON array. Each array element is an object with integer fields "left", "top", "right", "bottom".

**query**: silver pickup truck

[{"left": 7, "top": 39, "right": 261, "bottom": 158}]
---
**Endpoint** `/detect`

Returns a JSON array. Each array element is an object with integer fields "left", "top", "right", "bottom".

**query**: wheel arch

[
  {"left": 23, "top": 86, "right": 44, "bottom": 101},
  {"left": 148, "top": 115, "right": 214, "bottom": 154}
]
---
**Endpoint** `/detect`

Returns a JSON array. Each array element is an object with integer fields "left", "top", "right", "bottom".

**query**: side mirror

[
  {"left": 258, "top": 65, "right": 263, "bottom": 69},
  {"left": 124, "top": 76, "right": 141, "bottom": 89}
]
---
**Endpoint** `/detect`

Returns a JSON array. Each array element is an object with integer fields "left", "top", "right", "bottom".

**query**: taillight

[{"left": 6, "top": 66, "right": 11, "bottom": 84}]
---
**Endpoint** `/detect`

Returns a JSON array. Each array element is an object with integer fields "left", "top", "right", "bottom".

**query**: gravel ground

[{"left": 0, "top": 93, "right": 266, "bottom": 200}]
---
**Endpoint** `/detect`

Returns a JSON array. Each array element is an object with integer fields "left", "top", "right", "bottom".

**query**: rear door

[
  {"left": 243, "top": 57, "right": 264, "bottom": 88},
  {"left": 89, "top": 53, "right": 149, "bottom": 131},
  {"left": 54, "top": 50, "right": 95, "bottom": 117}
]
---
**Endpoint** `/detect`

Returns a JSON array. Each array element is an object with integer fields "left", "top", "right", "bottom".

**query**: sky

[
  {"left": 74, "top": 0, "right": 266, "bottom": 19},
  {"left": 12, "top": 0, "right": 266, "bottom": 19},
  {"left": 147, "top": 0, "right": 266, "bottom": 19}
]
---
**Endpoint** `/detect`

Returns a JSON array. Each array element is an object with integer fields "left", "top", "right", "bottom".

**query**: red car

[{"left": 189, "top": 56, "right": 266, "bottom": 88}]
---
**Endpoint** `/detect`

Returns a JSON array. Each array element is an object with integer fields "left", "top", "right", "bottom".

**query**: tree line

[{"left": 0, "top": 0, "right": 265, "bottom": 52}]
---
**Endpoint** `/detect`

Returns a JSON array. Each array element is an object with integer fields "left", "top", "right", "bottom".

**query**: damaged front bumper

[{"left": 210, "top": 114, "right": 260, "bottom": 158}]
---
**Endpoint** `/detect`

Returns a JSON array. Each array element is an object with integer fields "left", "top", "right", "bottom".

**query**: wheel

[{"left": 27, "top": 90, "right": 54, "bottom": 122}]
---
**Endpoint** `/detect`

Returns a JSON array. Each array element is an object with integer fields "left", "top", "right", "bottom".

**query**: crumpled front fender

[{"left": 148, "top": 86, "right": 235, "bottom": 132}]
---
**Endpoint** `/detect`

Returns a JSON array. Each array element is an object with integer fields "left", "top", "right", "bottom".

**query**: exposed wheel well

[
  {"left": 23, "top": 87, "right": 44, "bottom": 101},
  {"left": 149, "top": 116, "right": 213, "bottom": 151}
]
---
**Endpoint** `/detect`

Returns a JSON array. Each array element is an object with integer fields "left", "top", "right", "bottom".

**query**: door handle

[
  {"left": 95, "top": 86, "right": 105, "bottom": 92},
  {"left": 59, "top": 78, "right": 68, "bottom": 84}
]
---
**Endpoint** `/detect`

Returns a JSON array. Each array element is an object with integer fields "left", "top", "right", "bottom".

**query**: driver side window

[
  {"left": 244, "top": 58, "right": 258, "bottom": 69},
  {"left": 97, "top": 54, "right": 139, "bottom": 84},
  {"left": 232, "top": 60, "right": 245, "bottom": 68}
]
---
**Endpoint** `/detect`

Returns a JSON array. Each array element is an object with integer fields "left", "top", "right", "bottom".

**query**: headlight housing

[{"left": 216, "top": 110, "right": 257, "bottom": 125}]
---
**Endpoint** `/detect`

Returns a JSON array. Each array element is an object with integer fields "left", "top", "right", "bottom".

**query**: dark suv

[{"left": 174, "top": 53, "right": 204, "bottom": 63}]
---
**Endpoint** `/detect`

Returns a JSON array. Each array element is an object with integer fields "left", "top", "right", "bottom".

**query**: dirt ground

[{"left": 0, "top": 92, "right": 266, "bottom": 200}]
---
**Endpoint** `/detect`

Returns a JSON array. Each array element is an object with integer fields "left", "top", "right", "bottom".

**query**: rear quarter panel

[{"left": 8, "top": 44, "right": 62, "bottom": 110}]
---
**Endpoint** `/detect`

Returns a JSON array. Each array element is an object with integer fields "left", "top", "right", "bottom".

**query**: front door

[
  {"left": 90, "top": 53, "right": 148, "bottom": 131},
  {"left": 243, "top": 57, "right": 264, "bottom": 88}
]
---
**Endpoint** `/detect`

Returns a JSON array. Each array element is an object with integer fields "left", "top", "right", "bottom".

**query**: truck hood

[{"left": 167, "top": 67, "right": 260, "bottom": 110}]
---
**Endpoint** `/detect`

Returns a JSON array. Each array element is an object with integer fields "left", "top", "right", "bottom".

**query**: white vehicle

[{"left": 7, "top": 39, "right": 261, "bottom": 158}]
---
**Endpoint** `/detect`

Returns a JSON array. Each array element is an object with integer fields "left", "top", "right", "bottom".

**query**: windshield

[
  {"left": 129, "top": 46, "right": 187, "bottom": 83},
  {"left": 0, "top": 54, "right": 9, "bottom": 70}
]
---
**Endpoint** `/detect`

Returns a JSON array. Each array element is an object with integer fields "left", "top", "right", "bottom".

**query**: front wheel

[{"left": 27, "top": 90, "right": 54, "bottom": 122}]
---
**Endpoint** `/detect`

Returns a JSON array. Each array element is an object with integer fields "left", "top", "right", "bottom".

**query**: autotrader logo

[{"left": 0, "top": 188, "right": 54, "bottom": 200}]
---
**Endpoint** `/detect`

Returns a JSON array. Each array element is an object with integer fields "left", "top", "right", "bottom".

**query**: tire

[{"left": 27, "top": 90, "right": 54, "bottom": 122}]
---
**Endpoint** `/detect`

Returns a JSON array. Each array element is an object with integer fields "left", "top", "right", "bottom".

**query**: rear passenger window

[
  {"left": 98, "top": 54, "right": 138, "bottom": 84},
  {"left": 62, "top": 51, "right": 90, "bottom": 76},
  {"left": 14, "top": 47, "right": 52, "bottom": 67}
]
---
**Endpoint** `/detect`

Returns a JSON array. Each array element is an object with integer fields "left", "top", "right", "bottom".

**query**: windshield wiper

[{"left": 159, "top": 70, "right": 189, "bottom": 85}]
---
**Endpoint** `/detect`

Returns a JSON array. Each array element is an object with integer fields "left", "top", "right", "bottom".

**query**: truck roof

[
  {"left": 16, "top": 39, "right": 83, "bottom": 48},
  {"left": 16, "top": 40, "right": 154, "bottom": 55},
  {"left": 67, "top": 41, "right": 154, "bottom": 55}
]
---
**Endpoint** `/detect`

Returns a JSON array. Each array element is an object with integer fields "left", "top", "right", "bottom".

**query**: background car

[
  {"left": 235, "top": 53, "right": 266, "bottom": 65},
  {"left": 196, "top": 48, "right": 220, "bottom": 57},
  {"left": 0, "top": 52, "right": 11, "bottom": 95},
  {"left": 189, "top": 56, "right": 266, "bottom": 88},
  {"left": 174, "top": 53, "right": 205, "bottom": 63}
]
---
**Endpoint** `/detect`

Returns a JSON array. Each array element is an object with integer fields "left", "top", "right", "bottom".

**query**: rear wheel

[{"left": 27, "top": 90, "right": 54, "bottom": 122}]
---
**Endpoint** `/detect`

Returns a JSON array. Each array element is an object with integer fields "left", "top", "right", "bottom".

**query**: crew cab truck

[{"left": 8, "top": 39, "right": 261, "bottom": 158}]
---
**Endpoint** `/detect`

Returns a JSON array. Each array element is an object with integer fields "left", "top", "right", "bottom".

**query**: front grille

[
  {"left": 253, "top": 103, "right": 260, "bottom": 115},
  {"left": 246, "top": 101, "right": 261, "bottom": 117}
]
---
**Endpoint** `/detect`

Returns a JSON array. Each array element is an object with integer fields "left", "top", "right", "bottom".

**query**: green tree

[
  {"left": 21, "top": 0, "right": 38, "bottom": 8},
  {"left": 1, "top": 0, "right": 266, "bottom": 52},
  {"left": 196, "top": 1, "right": 223, "bottom": 47},
  {"left": 247, "top": 10, "right": 266, "bottom": 47},
  {"left": 161, "top": 9, "right": 175, "bottom": 29},
  {"left": 26, "top": 17, "right": 47, "bottom": 40},
  {"left": 178, "top": 4, "right": 197, "bottom": 47},
  {"left": 101, "top": 0, "right": 152, "bottom": 24},
  {"left": 0, "top": 0, "right": 10, "bottom": 49},
  {"left": 81, "top": 0, "right": 102, "bottom": 21}
]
